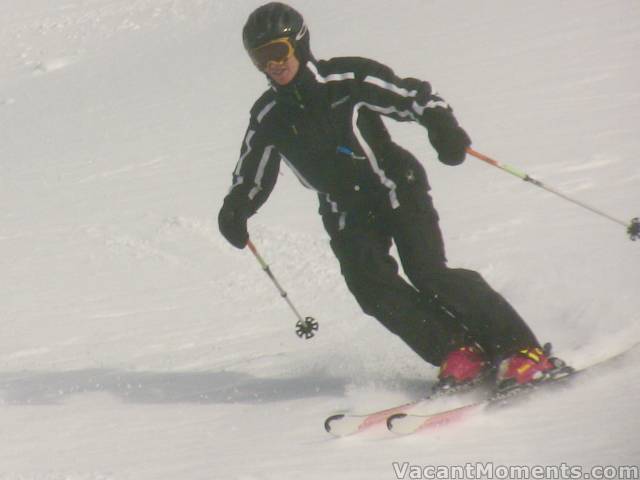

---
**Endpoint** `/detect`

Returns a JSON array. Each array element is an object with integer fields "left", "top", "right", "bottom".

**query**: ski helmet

[{"left": 242, "top": 2, "right": 312, "bottom": 66}]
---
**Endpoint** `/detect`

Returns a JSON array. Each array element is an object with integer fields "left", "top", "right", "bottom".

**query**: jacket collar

[{"left": 270, "top": 59, "right": 323, "bottom": 110}]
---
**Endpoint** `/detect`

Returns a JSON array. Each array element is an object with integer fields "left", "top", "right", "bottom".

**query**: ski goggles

[{"left": 248, "top": 37, "right": 295, "bottom": 71}]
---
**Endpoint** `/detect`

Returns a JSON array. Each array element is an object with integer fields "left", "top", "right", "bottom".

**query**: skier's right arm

[{"left": 218, "top": 111, "right": 281, "bottom": 249}]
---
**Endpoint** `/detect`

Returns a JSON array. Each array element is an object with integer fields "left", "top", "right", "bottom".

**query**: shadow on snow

[{"left": 0, "top": 368, "right": 432, "bottom": 406}]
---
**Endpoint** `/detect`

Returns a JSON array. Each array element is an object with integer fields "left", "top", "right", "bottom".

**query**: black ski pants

[{"left": 322, "top": 186, "right": 539, "bottom": 366}]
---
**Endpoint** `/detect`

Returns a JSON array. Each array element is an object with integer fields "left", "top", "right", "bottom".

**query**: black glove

[
  {"left": 428, "top": 124, "right": 471, "bottom": 166},
  {"left": 218, "top": 195, "right": 252, "bottom": 249}
]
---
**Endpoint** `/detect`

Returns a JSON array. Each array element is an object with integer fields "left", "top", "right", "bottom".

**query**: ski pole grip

[
  {"left": 466, "top": 147, "right": 499, "bottom": 167},
  {"left": 466, "top": 147, "right": 527, "bottom": 180}
]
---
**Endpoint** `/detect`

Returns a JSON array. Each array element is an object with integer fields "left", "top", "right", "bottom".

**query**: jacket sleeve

[
  {"left": 226, "top": 115, "right": 281, "bottom": 216},
  {"left": 353, "top": 58, "right": 462, "bottom": 132}
]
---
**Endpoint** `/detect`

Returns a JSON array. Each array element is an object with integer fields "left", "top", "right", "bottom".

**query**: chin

[{"left": 273, "top": 74, "right": 293, "bottom": 86}]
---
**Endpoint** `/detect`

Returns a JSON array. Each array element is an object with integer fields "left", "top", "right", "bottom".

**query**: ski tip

[
  {"left": 324, "top": 413, "right": 345, "bottom": 433},
  {"left": 386, "top": 412, "right": 407, "bottom": 431}
]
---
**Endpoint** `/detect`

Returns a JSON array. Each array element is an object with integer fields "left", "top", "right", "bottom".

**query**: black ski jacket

[{"left": 226, "top": 56, "right": 464, "bottom": 226}]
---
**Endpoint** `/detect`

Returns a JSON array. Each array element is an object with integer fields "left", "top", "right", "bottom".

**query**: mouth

[
  {"left": 264, "top": 55, "right": 298, "bottom": 86},
  {"left": 268, "top": 64, "right": 288, "bottom": 77}
]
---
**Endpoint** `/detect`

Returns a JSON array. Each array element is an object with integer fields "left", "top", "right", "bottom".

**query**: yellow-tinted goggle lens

[{"left": 249, "top": 38, "right": 294, "bottom": 70}]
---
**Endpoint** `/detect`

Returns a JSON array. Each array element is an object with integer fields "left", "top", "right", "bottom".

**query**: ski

[
  {"left": 386, "top": 401, "right": 485, "bottom": 435},
  {"left": 324, "top": 399, "right": 424, "bottom": 437},
  {"left": 386, "top": 376, "right": 571, "bottom": 435},
  {"left": 323, "top": 381, "right": 490, "bottom": 437},
  {"left": 386, "top": 344, "right": 638, "bottom": 435}
]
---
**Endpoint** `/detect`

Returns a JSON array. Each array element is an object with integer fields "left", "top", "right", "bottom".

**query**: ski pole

[
  {"left": 466, "top": 147, "right": 639, "bottom": 241},
  {"left": 246, "top": 239, "right": 319, "bottom": 339}
]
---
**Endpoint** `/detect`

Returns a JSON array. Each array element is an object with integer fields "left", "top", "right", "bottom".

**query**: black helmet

[{"left": 242, "top": 2, "right": 311, "bottom": 63}]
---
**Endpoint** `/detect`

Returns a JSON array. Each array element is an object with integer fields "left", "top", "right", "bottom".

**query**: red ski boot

[
  {"left": 436, "top": 345, "right": 491, "bottom": 392},
  {"left": 497, "top": 345, "right": 570, "bottom": 391}
]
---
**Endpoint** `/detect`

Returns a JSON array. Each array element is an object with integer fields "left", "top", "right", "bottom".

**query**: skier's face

[{"left": 265, "top": 54, "right": 300, "bottom": 86}]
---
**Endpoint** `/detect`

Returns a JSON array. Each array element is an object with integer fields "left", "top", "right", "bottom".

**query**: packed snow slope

[{"left": 1, "top": 1, "right": 639, "bottom": 479}]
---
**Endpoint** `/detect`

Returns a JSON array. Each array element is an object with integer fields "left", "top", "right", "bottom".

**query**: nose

[{"left": 266, "top": 61, "right": 286, "bottom": 74}]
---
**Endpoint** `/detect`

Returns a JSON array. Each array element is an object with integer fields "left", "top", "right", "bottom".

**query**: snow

[{"left": 1, "top": 0, "right": 639, "bottom": 478}]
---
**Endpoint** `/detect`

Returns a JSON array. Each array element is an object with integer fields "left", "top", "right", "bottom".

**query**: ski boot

[
  {"left": 496, "top": 343, "right": 573, "bottom": 392},
  {"left": 435, "top": 345, "right": 492, "bottom": 393}
]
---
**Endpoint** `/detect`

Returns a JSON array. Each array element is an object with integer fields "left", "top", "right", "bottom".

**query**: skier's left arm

[{"left": 355, "top": 59, "right": 471, "bottom": 165}]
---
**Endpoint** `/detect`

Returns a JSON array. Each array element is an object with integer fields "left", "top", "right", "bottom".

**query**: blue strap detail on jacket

[{"left": 337, "top": 145, "right": 365, "bottom": 160}]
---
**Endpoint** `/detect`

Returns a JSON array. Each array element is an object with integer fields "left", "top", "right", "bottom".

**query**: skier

[{"left": 218, "top": 2, "right": 567, "bottom": 392}]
